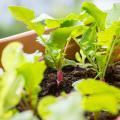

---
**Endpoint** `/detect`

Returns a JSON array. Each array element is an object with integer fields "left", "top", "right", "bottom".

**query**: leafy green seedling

[
  {"left": 8, "top": 2, "right": 120, "bottom": 83},
  {"left": 73, "top": 2, "right": 120, "bottom": 80},
  {"left": 38, "top": 92, "right": 85, "bottom": 120},
  {"left": 75, "top": 50, "right": 93, "bottom": 68},
  {"left": 0, "top": 42, "right": 46, "bottom": 117},
  {"left": 9, "top": 6, "right": 77, "bottom": 85},
  {"left": 38, "top": 96, "right": 57, "bottom": 119},
  {"left": 82, "top": 2, "right": 107, "bottom": 30},
  {"left": 73, "top": 79, "right": 120, "bottom": 119}
]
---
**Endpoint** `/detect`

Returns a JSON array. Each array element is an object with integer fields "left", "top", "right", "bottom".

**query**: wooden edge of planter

[{"left": 0, "top": 29, "right": 52, "bottom": 67}]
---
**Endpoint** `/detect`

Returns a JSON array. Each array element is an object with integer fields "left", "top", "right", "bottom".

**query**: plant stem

[
  {"left": 57, "top": 70, "right": 63, "bottom": 85},
  {"left": 102, "top": 36, "right": 117, "bottom": 79}
]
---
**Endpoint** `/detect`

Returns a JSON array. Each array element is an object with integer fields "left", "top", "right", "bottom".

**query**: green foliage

[
  {"left": 45, "top": 19, "right": 60, "bottom": 28},
  {"left": 0, "top": 71, "right": 24, "bottom": 116},
  {"left": 47, "top": 27, "right": 74, "bottom": 50},
  {"left": 1, "top": 42, "right": 25, "bottom": 71},
  {"left": 39, "top": 92, "right": 85, "bottom": 120},
  {"left": 82, "top": 2, "right": 107, "bottom": 30},
  {"left": 75, "top": 50, "right": 92, "bottom": 68},
  {"left": 9, "top": 6, "right": 44, "bottom": 36},
  {"left": 45, "top": 13, "right": 81, "bottom": 29},
  {"left": 38, "top": 96, "right": 57, "bottom": 119},
  {"left": 18, "top": 61, "right": 46, "bottom": 107},
  {"left": 73, "top": 79, "right": 120, "bottom": 114},
  {"left": 6, "top": 2, "right": 120, "bottom": 120},
  {"left": 97, "top": 22, "right": 120, "bottom": 79},
  {"left": 0, "top": 42, "right": 46, "bottom": 119}
]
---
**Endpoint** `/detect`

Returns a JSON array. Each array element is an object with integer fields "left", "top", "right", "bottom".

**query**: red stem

[{"left": 57, "top": 70, "right": 63, "bottom": 85}]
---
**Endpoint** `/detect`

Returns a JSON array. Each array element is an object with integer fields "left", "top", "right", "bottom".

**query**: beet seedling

[
  {"left": 74, "top": 2, "right": 120, "bottom": 81},
  {"left": 9, "top": 6, "right": 78, "bottom": 85}
]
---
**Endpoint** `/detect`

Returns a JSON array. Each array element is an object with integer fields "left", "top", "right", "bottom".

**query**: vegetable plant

[
  {"left": 38, "top": 92, "right": 85, "bottom": 120},
  {"left": 73, "top": 79, "right": 120, "bottom": 120},
  {"left": 0, "top": 42, "right": 46, "bottom": 120},
  {"left": 1, "top": 1, "right": 120, "bottom": 120},
  {"left": 73, "top": 2, "right": 120, "bottom": 80},
  {"left": 9, "top": 6, "right": 80, "bottom": 84}
]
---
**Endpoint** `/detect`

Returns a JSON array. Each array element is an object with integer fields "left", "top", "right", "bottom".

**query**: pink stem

[{"left": 57, "top": 70, "right": 63, "bottom": 85}]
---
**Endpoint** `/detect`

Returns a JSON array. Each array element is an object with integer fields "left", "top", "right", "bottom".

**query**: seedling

[
  {"left": 0, "top": 42, "right": 46, "bottom": 118},
  {"left": 73, "top": 2, "right": 120, "bottom": 80},
  {"left": 8, "top": 6, "right": 82, "bottom": 84},
  {"left": 73, "top": 79, "right": 120, "bottom": 120},
  {"left": 1, "top": 2, "right": 120, "bottom": 120}
]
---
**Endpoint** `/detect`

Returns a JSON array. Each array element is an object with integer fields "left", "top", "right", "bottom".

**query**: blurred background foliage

[{"left": 0, "top": 0, "right": 120, "bottom": 38}]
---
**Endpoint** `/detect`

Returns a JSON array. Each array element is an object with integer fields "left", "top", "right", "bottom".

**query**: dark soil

[
  {"left": 39, "top": 63, "right": 120, "bottom": 120},
  {"left": 106, "top": 63, "right": 120, "bottom": 88},
  {"left": 85, "top": 111, "right": 118, "bottom": 120},
  {"left": 39, "top": 66, "right": 96, "bottom": 97},
  {"left": 17, "top": 63, "right": 120, "bottom": 120}
]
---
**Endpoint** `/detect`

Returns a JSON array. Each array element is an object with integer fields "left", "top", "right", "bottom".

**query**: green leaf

[
  {"left": 82, "top": 2, "right": 107, "bottom": 30},
  {"left": 106, "top": 3, "right": 120, "bottom": 26},
  {"left": 18, "top": 61, "right": 46, "bottom": 107},
  {"left": 82, "top": 94, "right": 118, "bottom": 114},
  {"left": 45, "top": 19, "right": 60, "bottom": 28},
  {"left": 70, "top": 25, "right": 88, "bottom": 39},
  {"left": 63, "top": 59, "right": 77, "bottom": 67},
  {"left": 9, "top": 6, "right": 44, "bottom": 35},
  {"left": 73, "top": 79, "right": 120, "bottom": 114},
  {"left": 38, "top": 96, "right": 57, "bottom": 119},
  {"left": 1, "top": 42, "right": 41, "bottom": 71},
  {"left": 1, "top": 42, "right": 25, "bottom": 71},
  {"left": 45, "top": 13, "right": 83, "bottom": 28},
  {"left": 0, "top": 71, "right": 24, "bottom": 115},
  {"left": 47, "top": 26, "right": 82, "bottom": 50},
  {"left": 73, "top": 79, "right": 120, "bottom": 95},
  {"left": 46, "top": 92, "right": 85, "bottom": 120},
  {"left": 98, "top": 22, "right": 120, "bottom": 47},
  {"left": 79, "top": 24, "right": 97, "bottom": 57},
  {"left": 9, "top": 6, "right": 35, "bottom": 22},
  {"left": 75, "top": 52, "right": 82, "bottom": 63}
]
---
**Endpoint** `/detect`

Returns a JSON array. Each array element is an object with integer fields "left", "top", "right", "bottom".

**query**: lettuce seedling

[
  {"left": 73, "top": 79, "right": 120, "bottom": 119},
  {"left": 38, "top": 92, "right": 85, "bottom": 120},
  {"left": 0, "top": 42, "right": 46, "bottom": 118}
]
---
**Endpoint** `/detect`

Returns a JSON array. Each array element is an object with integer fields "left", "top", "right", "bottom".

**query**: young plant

[
  {"left": 73, "top": 2, "right": 120, "bottom": 80},
  {"left": 9, "top": 3, "right": 99, "bottom": 84},
  {"left": 38, "top": 92, "right": 85, "bottom": 120},
  {"left": 9, "top": 6, "right": 83, "bottom": 84},
  {"left": 0, "top": 42, "right": 46, "bottom": 119},
  {"left": 73, "top": 79, "right": 120, "bottom": 120}
]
